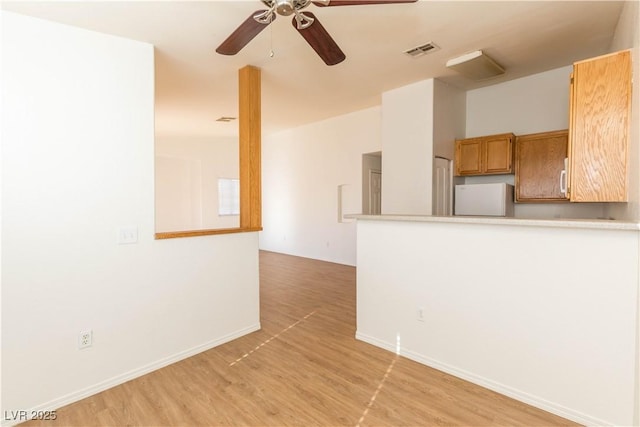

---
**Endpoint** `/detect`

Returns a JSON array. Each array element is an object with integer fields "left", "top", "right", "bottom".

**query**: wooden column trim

[{"left": 239, "top": 65, "right": 262, "bottom": 230}]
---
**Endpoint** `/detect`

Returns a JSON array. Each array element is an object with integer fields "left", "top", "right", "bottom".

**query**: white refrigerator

[{"left": 454, "top": 183, "right": 515, "bottom": 217}]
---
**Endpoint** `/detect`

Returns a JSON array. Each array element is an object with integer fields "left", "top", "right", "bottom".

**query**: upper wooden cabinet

[
  {"left": 515, "top": 130, "right": 569, "bottom": 202},
  {"left": 568, "top": 50, "right": 631, "bottom": 202},
  {"left": 455, "top": 133, "right": 515, "bottom": 176},
  {"left": 456, "top": 138, "right": 483, "bottom": 175}
]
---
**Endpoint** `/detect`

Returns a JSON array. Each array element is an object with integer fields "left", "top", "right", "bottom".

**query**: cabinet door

[
  {"left": 569, "top": 50, "right": 631, "bottom": 202},
  {"left": 455, "top": 138, "right": 482, "bottom": 175},
  {"left": 484, "top": 134, "right": 514, "bottom": 174},
  {"left": 515, "top": 130, "right": 568, "bottom": 202}
]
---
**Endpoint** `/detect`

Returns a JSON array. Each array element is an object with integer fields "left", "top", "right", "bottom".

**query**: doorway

[
  {"left": 362, "top": 152, "right": 382, "bottom": 215},
  {"left": 368, "top": 169, "right": 382, "bottom": 215}
]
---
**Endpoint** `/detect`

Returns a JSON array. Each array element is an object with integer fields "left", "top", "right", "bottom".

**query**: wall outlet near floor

[
  {"left": 417, "top": 307, "right": 425, "bottom": 322},
  {"left": 78, "top": 330, "right": 93, "bottom": 349}
]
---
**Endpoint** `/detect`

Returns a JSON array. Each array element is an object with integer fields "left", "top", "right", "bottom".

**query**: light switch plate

[{"left": 117, "top": 226, "right": 138, "bottom": 244}]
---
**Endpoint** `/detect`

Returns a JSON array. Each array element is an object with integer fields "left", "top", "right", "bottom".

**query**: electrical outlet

[
  {"left": 417, "top": 307, "right": 425, "bottom": 322},
  {"left": 78, "top": 330, "right": 93, "bottom": 349}
]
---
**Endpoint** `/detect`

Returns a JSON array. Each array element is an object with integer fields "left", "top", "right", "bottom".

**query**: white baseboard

[
  {"left": 355, "top": 331, "right": 611, "bottom": 427},
  {"left": 2, "top": 323, "right": 261, "bottom": 427}
]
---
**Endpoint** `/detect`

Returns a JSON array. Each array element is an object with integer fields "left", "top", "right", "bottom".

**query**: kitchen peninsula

[
  {"left": 353, "top": 214, "right": 639, "bottom": 426},
  {"left": 350, "top": 16, "right": 640, "bottom": 424}
]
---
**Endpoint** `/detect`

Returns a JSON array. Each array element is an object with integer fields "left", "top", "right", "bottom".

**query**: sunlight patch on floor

[
  {"left": 355, "top": 354, "right": 399, "bottom": 427},
  {"left": 229, "top": 310, "right": 317, "bottom": 367}
]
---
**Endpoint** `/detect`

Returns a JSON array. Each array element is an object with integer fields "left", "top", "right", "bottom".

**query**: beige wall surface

[
  {"left": 1, "top": 11, "right": 259, "bottom": 420},
  {"left": 155, "top": 136, "right": 239, "bottom": 232},
  {"left": 260, "top": 107, "right": 381, "bottom": 266}
]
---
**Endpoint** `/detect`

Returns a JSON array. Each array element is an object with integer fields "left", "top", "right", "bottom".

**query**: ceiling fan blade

[
  {"left": 292, "top": 13, "right": 345, "bottom": 66},
  {"left": 312, "top": 0, "right": 417, "bottom": 6},
  {"left": 216, "top": 10, "right": 274, "bottom": 55}
]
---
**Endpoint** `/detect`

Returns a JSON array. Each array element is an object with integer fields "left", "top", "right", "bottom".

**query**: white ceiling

[{"left": 2, "top": 1, "right": 625, "bottom": 138}]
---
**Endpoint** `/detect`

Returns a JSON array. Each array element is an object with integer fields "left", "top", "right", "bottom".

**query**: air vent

[
  {"left": 216, "top": 116, "right": 237, "bottom": 122},
  {"left": 404, "top": 42, "right": 439, "bottom": 58}
]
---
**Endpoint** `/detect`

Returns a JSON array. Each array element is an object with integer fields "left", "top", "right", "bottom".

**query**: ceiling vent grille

[
  {"left": 404, "top": 42, "right": 439, "bottom": 58},
  {"left": 216, "top": 116, "right": 237, "bottom": 122}
]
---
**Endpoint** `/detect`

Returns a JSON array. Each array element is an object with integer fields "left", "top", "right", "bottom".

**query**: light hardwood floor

[{"left": 22, "top": 251, "right": 579, "bottom": 426}]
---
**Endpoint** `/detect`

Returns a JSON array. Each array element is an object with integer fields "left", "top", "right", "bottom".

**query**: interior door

[{"left": 369, "top": 169, "right": 382, "bottom": 215}]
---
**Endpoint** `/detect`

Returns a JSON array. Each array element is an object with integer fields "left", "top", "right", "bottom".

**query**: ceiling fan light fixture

[{"left": 446, "top": 50, "right": 505, "bottom": 81}]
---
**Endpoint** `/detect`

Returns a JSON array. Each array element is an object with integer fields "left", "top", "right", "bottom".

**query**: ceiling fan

[{"left": 216, "top": 0, "right": 418, "bottom": 66}]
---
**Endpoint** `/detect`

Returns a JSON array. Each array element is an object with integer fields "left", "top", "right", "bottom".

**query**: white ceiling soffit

[
  {"left": 446, "top": 50, "right": 505, "bottom": 81},
  {"left": 1, "top": 1, "right": 625, "bottom": 138}
]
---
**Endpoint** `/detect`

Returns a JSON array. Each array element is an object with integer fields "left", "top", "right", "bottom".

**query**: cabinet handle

[{"left": 560, "top": 170, "right": 567, "bottom": 196}]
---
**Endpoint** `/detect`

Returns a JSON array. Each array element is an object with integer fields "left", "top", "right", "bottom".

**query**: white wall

[
  {"left": 1, "top": 12, "right": 259, "bottom": 422},
  {"left": 381, "top": 80, "right": 434, "bottom": 215},
  {"left": 466, "top": 66, "right": 608, "bottom": 220},
  {"left": 155, "top": 136, "right": 239, "bottom": 232},
  {"left": 607, "top": 0, "right": 640, "bottom": 222},
  {"left": 432, "top": 80, "right": 466, "bottom": 214},
  {"left": 260, "top": 107, "right": 381, "bottom": 266},
  {"left": 605, "top": 4, "right": 640, "bottom": 424},
  {"left": 466, "top": 66, "right": 573, "bottom": 137},
  {"left": 356, "top": 218, "right": 639, "bottom": 426},
  {"left": 433, "top": 79, "right": 466, "bottom": 161}
]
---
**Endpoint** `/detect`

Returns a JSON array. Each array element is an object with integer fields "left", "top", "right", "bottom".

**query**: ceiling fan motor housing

[
  {"left": 270, "top": 0, "right": 312, "bottom": 16},
  {"left": 276, "top": 0, "right": 294, "bottom": 15}
]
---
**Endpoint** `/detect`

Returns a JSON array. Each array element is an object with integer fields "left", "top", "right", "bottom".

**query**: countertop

[{"left": 348, "top": 214, "right": 640, "bottom": 231}]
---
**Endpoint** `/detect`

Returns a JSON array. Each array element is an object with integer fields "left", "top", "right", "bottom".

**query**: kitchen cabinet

[
  {"left": 568, "top": 49, "right": 631, "bottom": 202},
  {"left": 455, "top": 133, "right": 515, "bottom": 176},
  {"left": 515, "top": 130, "right": 569, "bottom": 202}
]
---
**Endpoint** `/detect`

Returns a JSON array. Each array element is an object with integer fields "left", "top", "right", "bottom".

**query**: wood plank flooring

[{"left": 21, "top": 251, "right": 579, "bottom": 426}]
